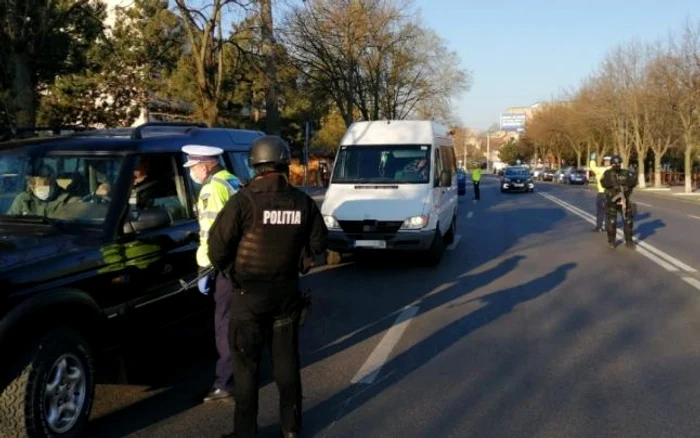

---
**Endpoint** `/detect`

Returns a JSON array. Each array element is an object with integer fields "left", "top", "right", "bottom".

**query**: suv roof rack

[
  {"left": 69, "top": 122, "right": 209, "bottom": 140},
  {"left": 131, "top": 122, "right": 208, "bottom": 140}
]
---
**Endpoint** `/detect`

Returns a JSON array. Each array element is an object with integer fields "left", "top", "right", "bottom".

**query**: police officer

[
  {"left": 207, "top": 136, "right": 328, "bottom": 438},
  {"left": 589, "top": 153, "right": 611, "bottom": 232},
  {"left": 601, "top": 155, "right": 637, "bottom": 249},
  {"left": 182, "top": 145, "right": 241, "bottom": 403},
  {"left": 472, "top": 163, "right": 484, "bottom": 201}
]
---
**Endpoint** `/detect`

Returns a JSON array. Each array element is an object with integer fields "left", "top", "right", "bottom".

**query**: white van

[{"left": 321, "top": 120, "right": 459, "bottom": 266}]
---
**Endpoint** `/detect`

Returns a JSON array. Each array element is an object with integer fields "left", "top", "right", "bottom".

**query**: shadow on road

[{"left": 266, "top": 262, "right": 576, "bottom": 437}]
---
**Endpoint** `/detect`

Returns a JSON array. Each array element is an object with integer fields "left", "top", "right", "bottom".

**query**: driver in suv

[{"left": 6, "top": 165, "right": 80, "bottom": 216}]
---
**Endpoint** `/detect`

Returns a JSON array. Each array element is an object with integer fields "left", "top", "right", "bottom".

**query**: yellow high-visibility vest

[{"left": 196, "top": 169, "right": 240, "bottom": 267}]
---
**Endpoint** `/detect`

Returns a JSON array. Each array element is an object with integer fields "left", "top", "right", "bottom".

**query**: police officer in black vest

[
  {"left": 601, "top": 155, "right": 637, "bottom": 249},
  {"left": 208, "top": 135, "right": 328, "bottom": 438}
]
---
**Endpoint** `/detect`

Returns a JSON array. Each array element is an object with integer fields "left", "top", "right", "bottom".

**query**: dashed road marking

[{"left": 351, "top": 305, "right": 420, "bottom": 385}]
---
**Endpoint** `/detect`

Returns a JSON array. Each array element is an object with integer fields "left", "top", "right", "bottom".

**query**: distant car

[
  {"left": 501, "top": 167, "right": 535, "bottom": 193},
  {"left": 457, "top": 168, "right": 467, "bottom": 195},
  {"left": 539, "top": 168, "right": 554, "bottom": 181},
  {"left": 553, "top": 169, "right": 567, "bottom": 183},
  {"left": 567, "top": 168, "right": 589, "bottom": 185}
]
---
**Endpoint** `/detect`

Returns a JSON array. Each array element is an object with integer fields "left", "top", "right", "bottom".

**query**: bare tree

[
  {"left": 667, "top": 20, "right": 700, "bottom": 193},
  {"left": 174, "top": 0, "right": 250, "bottom": 126},
  {"left": 282, "top": 0, "right": 469, "bottom": 127}
]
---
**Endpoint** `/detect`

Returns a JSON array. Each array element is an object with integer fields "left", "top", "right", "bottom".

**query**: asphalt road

[{"left": 87, "top": 176, "right": 700, "bottom": 437}]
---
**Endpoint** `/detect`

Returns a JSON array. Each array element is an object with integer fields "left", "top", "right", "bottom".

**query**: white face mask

[
  {"left": 189, "top": 171, "right": 204, "bottom": 185},
  {"left": 32, "top": 186, "right": 52, "bottom": 201}
]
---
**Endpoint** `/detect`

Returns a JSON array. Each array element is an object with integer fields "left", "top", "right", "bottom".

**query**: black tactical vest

[{"left": 233, "top": 175, "right": 312, "bottom": 287}]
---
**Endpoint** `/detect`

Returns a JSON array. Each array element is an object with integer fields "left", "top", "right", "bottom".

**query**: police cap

[
  {"left": 610, "top": 155, "right": 622, "bottom": 167},
  {"left": 249, "top": 136, "right": 291, "bottom": 167},
  {"left": 182, "top": 145, "right": 224, "bottom": 167}
]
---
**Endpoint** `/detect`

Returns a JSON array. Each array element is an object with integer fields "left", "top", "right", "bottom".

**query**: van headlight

[
  {"left": 400, "top": 215, "right": 429, "bottom": 230},
  {"left": 323, "top": 215, "right": 340, "bottom": 229}
]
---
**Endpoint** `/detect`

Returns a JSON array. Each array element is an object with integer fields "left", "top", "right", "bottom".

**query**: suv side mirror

[
  {"left": 123, "top": 207, "right": 172, "bottom": 234},
  {"left": 440, "top": 170, "right": 452, "bottom": 187}
]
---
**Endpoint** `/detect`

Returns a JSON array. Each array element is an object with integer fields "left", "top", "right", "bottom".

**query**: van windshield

[{"left": 331, "top": 145, "right": 431, "bottom": 184}]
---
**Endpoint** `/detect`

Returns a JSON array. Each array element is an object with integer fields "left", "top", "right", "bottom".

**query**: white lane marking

[
  {"left": 539, "top": 193, "right": 693, "bottom": 273},
  {"left": 683, "top": 277, "right": 700, "bottom": 291},
  {"left": 447, "top": 235, "right": 461, "bottom": 251},
  {"left": 690, "top": 215, "right": 700, "bottom": 221},
  {"left": 466, "top": 211, "right": 474, "bottom": 219},
  {"left": 636, "top": 201, "right": 653, "bottom": 207},
  {"left": 351, "top": 305, "right": 420, "bottom": 385}
]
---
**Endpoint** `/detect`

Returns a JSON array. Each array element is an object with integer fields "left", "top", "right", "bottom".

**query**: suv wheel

[{"left": 0, "top": 328, "right": 94, "bottom": 438}]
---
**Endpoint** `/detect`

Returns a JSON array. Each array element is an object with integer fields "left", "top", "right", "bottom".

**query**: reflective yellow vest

[
  {"left": 589, "top": 160, "right": 609, "bottom": 194},
  {"left": 472, "top": 168, "right": 482, "bottom": 182},
  {"left": 197, "top": 169, "right": 240, "bottom": 267}
]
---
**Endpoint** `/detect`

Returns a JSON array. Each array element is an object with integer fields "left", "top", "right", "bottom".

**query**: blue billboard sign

[{"left": 500, "top": 113, "right": 527, "bottom": 132}]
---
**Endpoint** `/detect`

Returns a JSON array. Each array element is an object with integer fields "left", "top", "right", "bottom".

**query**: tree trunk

[
  {"left": 11, "top": 51, "right": 36, "bottom": 131},
  {"left": 654, "top": 153, "right": 662, "bottom": 188},
  {"left": 576, "top": 150, "right": 582, "bottom": 169},
  {"left": 636, "top": 155, "right": 646, "bottom": 189},
  {"left": 202, "top": 99, "right": 218, "bottom": 127},
  {"left": 685, "top": 144, "right": 693, "bottom": 193},
  {"left": 261, "top": 0, "right": 280, "bottom": 135}
]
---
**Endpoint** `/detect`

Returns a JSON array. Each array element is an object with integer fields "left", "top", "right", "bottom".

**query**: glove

[
  {"left": 590, "top": 152, "right": 597, "bottom": 161},
  {"left": 198, "top": 273, "right": 215, "bottom": 295}
]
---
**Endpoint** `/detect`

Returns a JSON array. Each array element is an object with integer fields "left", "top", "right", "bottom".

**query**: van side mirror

[{"left": 440, "top": 170, "right": 452, "bottom": 187}]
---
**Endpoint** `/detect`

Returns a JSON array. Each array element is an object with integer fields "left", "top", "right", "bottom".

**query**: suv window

[
  {"left": 127, "top": 154, "right": 192, "bottom": 223},
  {"left": 0, "top": 152, "right": 124, "bottom": 224}
]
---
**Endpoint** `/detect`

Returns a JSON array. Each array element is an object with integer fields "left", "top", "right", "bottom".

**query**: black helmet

[
  {"left": 610, "top": 155, "right": 622, "bottom": 168},
  {"left": 249, "top": 135, "right": 291, "bottom": 168}
]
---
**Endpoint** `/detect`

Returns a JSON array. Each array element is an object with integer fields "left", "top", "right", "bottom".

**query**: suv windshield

[
  {"left": 332, "top": 145, "right": 431, "bottom": 184},
  {"left": 0, "top": 151, "right": 124, "bottom": 225}
]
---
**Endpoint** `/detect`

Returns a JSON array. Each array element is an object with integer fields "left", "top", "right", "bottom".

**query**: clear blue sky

[{"left": 413, "top": 0, "right": 700, "bottom": 131}]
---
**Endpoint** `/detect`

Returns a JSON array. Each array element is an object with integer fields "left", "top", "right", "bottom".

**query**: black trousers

[
  {"left": 214, "top": 272, "right": 234, "bottom": 392},
  {"left": 606, "top": 198, "right": 633, "bottom": 244},
  {"left": 229, "top": 284, "right": 302, "bottom": 437},
  {"left": 473, "top": 181, "right": 480, "bottom": 200},
  {"left": 595, "top": 193, "right": 607, "bottom": 230}
]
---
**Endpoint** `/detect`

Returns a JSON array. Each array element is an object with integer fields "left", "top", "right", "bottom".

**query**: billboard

[{"left": 500, "top": 113, "right": 527, "bottom": 132}]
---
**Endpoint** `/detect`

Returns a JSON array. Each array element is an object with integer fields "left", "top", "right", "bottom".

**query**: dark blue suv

[{"left": 0, "top": 123, "right": 263, "bottom": 438}]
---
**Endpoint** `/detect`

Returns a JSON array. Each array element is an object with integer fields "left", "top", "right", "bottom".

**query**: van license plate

[{"left": 354, "top": 240, "right": 387, "bottom": 249}]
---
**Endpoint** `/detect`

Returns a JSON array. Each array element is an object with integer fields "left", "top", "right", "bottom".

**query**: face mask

[
  {"left": 190, "top": 171, "right": 204, "bottom": 185},
  {"left": 32, "top": 186, "right": 52, "bottom": 201}
]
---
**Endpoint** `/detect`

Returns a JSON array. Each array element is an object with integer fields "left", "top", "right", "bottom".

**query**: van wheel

[
  {"left": 326, "top": 250, "right": 343, "bottom": 266},
  {"left": 0, "top": 328, "right": 95, "bottom": 438},
  {"left": 423, "top": 228, "right": 445, "bottom": 267},
  {"left": 444, "top": 216, "right": 456, "bottom": 245}
]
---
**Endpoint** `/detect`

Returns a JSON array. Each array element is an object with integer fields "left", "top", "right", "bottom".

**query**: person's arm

[{"left": 207, "top": 194, "right": 244, "bottom": 272}]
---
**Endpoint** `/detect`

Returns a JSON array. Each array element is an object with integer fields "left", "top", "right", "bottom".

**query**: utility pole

[
  {"left": 486, "top": 131, "right": 491, "bottom": 172},
  {"left": 303, "top": 120, "right": 310, "bottom": 188}
]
